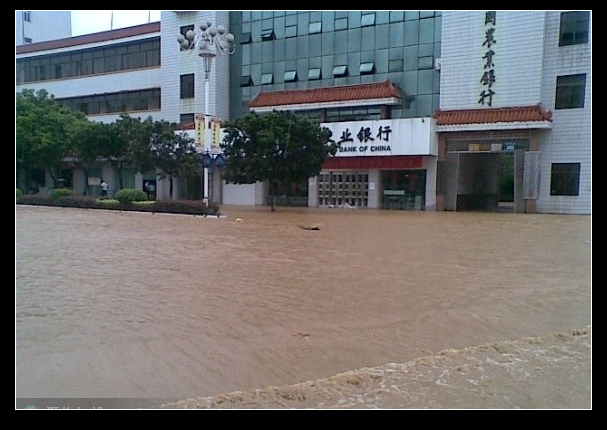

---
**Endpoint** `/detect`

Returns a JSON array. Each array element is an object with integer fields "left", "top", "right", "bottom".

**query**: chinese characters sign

[
  {"left": 322, "top": 118, "right": 437, "bottom": 157},
  {"left": 479, "top": 11, "right": 497, "bottom": 106},
  {"left": 331, "top": 124, "right": 393, "bottom": 154},
  {"left": 195, "top": 114, "right": 223, "bottom": 152}
]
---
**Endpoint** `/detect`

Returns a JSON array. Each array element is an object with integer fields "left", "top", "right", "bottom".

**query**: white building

[
  {"left": 16, "top": 12, "right": 230, "bottom": 201},
  {"left": 15, "top": 11, "right": 591, "bottom": 214},
  {"left": 435, "top": 11, "right": 591, "bottom": 214},
  {"left": 15, "top": 10, "right": 71, "bottom": 45}
]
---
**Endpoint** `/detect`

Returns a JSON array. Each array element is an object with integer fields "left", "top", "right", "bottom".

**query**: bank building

[{"left": 16, "top": 11, "right": 591, "bottom": 214}]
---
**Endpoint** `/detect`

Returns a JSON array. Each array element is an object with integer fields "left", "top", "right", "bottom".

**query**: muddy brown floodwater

[{"left": 15, "top": 205, "right": 591, "bottom": 409}]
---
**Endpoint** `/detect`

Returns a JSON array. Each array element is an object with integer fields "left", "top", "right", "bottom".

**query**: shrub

[
  {"left": 152, "top": 199, "right": 208, "bottom": 215},
  {"left": 50, "top": 188, "right": 76, "bottom": 200},
  {"left": 54, "top": 195, "right": 97, "bottom": 208},
  {"left": 114, "top": 188, "right": 148, "bottom": 204},
  {"left": 96, "top": 198, "right": 121, "bottom": 207},
  {"left": 16, "top": 188, "right": 23, "bottom": 198},
  {"left": 15, "top": 194, "right": 52, "bottom": 206},
  {"left": 16, "top": 193, "right": 221, "bottom": 217}
]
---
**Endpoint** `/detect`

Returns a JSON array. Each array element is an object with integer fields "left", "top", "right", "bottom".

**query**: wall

[
  {"left": 536, "top": 12, "right": 592, "bottom": 214},
  {"left": 440, "top": 11, "right": 546, "bottom": 109},
  {"left": 16, "top": 11, "right": 71, "bottom": 45},
  {"left": 160, "top": 11, "right": 233, "bottom": 125}
]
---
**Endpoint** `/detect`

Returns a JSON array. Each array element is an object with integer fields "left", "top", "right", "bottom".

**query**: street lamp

[{"left": 177, "top": 20, "right": 235, "bottom": 203}]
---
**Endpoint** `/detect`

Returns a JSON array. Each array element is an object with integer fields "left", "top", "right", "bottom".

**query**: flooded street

[{"left": 15, "top": 205, "right": 591, "bottom": 409}]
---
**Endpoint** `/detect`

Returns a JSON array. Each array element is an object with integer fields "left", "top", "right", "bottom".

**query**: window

[
  {"left": 261, "top": 73, "right": 274, "bottom": 85},
  {"left": 54, "top": 64, "right": 63, "bottom": 79},
  {"left": 308, "top": 68, "right": 322, "bottom": 80},
  {"left": 179, "top": 25, "right": 193, "bottom": 37},
  {"left": 240, "top": 75, "right": 253, "bottom": 87},
  {"left": 550, "top": 163, "right": 580, "bottom": 196},
  {"left": 57, "top": 88, "right": 160, "bottom": 115},
  {"left": 179, "top": 25, "right": 194, "bottom": 50},
  {"left": 132, "top": 94, "right": 147, "bottom": 111},
  {"left": 389, "top": 59, "right": 404, "bottom": 72},
  {"left": 559, "top": 11, "right": 589, "bottom": 46},
  {"left": 309, "top": 21, "right": 322, "bottom": 34},
  {"left": 555, "top": 74, "right": 586, "bottom": 109},
  {"left": 389, "top": 11, "right": 404, "bottom": 22},
  {"left": 285, "top": 25, "right": 297, "bottom": 38},
  {"left": 180, "top": 113, "right": 195, "bottom": 126},
  {"left": 261, "top": 29, "right": 276, "bottom": 41},
  {"left": 359, "top": 62, "right": 375, "bottom": 75},
  {"left": 23, "top": 11, "right": 31, "bottom": 22},
  {"left": 180, "top": 74, "right": 194, "bottom": 99},
  {"left": 284, "top": 71, "right": 298, "bottom": 82},
  {"left": 88, "top": 101, "right": 106, "bottom": 116},
  {"left": 418, "top": 56, "right": 434, "bottom": 70},
  {"left": 335, "top": 17, "right": 348, "bottom": 31},
  {"left": 240, "top": 32, "right": 252, "bottom": 44},
  {"left": 15, "top": 38, "right": 160, "bottom": 83},
  {"left": 333, "top": 65, "right": 348, "bottom": 77},
  {"left": 361, "top": 13, "right": 376, "bottom": 27},
  {"left": 39, "top": 65, "right": 47, "bottom": 80}
]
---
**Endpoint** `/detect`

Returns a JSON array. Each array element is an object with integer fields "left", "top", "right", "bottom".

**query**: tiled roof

[
  {"left": 248, "top": 80, "right": 402, "bottom": 108},
  {"left": 433, "top": 105, "right": 553, "bottom": 125},
  {"left": 16, "top": 22, "right": 160, "bottom": 55}
]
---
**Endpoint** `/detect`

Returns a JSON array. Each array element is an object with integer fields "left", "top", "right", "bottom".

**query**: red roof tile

[
  {"left": 248, "top": 80, "right": 402, "bottom": 108},
  {"left": 16, "top": 22, "right": 160, "bottom": 55},
  {"left": 433, "top": 105, "right": 553, "bottom": 125}
]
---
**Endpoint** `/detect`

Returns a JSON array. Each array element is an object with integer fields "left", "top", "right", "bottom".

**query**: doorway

[
  {"left": 443, "top": 150, "right": 525, "bottom": 212},
  {"left": 497, "top": 152, "right": 514, "bottom": 212}
]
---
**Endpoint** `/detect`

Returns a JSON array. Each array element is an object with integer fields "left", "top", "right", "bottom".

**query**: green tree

[
  {"left": 221, "top": 110, "right": 336, "bottom": 211},
  {"left": 112, "top": 114, "right": 156, "bottom": 189},
  {"left": 16, "top": 88, "right": 89, "bottom": 190},
  {"left": 72, "top": 121, "right": 117, "bottom": 193},
  {"left": 149, "top": 120, "right": 201, "bottom": 198}
]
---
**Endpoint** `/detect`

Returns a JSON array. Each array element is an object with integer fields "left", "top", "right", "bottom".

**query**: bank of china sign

[{"left": 322, "top": 118, "right": 436, "bottom": 157}]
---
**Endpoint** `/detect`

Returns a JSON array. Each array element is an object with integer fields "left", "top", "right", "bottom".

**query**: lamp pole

[{"left": 177, "top": 20, "right": 235, "bottom": 203}]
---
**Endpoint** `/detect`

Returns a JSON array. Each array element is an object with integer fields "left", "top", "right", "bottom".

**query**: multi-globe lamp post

[{"left": 177, "top": 20, "right": 235, "bottom": 203}]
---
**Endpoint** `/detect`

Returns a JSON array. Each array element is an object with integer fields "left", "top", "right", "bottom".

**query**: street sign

[{"left": 202, "top": 153, "right": 212, "bottom": 168}]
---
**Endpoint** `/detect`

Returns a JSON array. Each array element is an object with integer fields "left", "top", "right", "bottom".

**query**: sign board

[
  {"left": 202, "top": 153, "right": 213, "bottom": 168},
  {"left": 215, "top": 154, "right": 226, "bottom": 169}
]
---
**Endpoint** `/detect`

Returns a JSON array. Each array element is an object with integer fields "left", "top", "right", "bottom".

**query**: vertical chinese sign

[
  {"left": 195, "top": 114, "right": 205, "bottom": 148},
  {"left": 479, "top": 11, "right": 497, "bottom": 106},
  {"left": 210, "top": 117, "right": 222, "bottom": 152}
]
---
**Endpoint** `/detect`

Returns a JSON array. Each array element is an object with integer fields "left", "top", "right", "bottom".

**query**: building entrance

[
  {"left": 317, "top": 171, "right": 369, "bottom": 208},
  {"left": 381, "top": 170, "right": 426, "bottom": 210},
  {"left": 442, "top": 136, "right": 529, "bottom": 213}
]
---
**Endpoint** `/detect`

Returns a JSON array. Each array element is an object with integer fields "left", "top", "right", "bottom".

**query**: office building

[
  {"left": 15, "top": 11, "right": 591, "bottom": 214},
  {"left": 16, "top": 10, "right": 71, "bottom": 45}
]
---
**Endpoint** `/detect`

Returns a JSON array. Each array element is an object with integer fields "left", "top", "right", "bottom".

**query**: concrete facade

[{"left": 15, "top": 11, "right": 591, "bottom": 214}]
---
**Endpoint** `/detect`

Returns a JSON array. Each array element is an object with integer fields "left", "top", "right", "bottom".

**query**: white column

[{"left": 203, "top": 78, "right": 210, "bottom": 202}]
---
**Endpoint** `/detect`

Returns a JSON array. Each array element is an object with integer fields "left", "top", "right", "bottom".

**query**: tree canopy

[
  {"left": 220, "top": 110, "right": 337, "bottom": 210},
  {"left": 16, "top": 88, "right": 89, "bottom": 188},
  {"left": 16, "top": 89, "right": 202, "bottom": 197},
  {"left": 148, "top": 119, "right": 199, "bottom": 196}
]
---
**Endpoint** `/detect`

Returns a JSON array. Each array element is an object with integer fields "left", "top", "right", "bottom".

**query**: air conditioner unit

[{"left": 434, "top": 58, "right": 442, "bottom": 71}]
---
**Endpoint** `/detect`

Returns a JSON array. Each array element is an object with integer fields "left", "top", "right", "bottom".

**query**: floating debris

[{"left": 298, "top": 223, "right": 323, "bottom": 231}]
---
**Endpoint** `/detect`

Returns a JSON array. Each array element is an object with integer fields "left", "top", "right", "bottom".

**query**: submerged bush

[
  {"left": 114, "top": 188, "right": 148, "bottom": 204},
  {"left": 16, "top": 192, "right": 220, "bottom": 217},
  {"left": 50, "top": 188, "right": 75, "bottom": 200}
]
